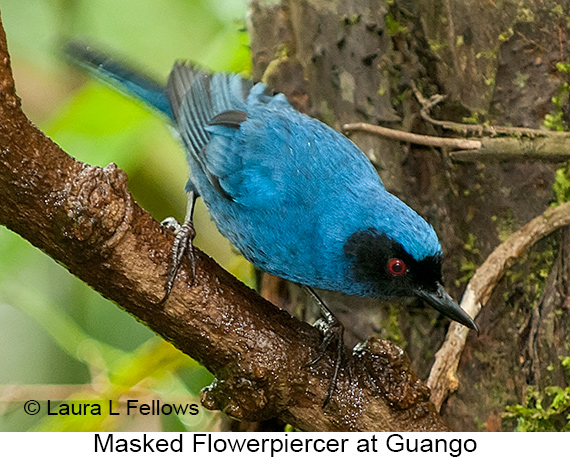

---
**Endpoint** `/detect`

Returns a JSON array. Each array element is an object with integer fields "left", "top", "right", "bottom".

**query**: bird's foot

[
  {"left": 305, "top": 288, "right": 352, "bottom": 407},
  {"left": 158, "top": 216, "right": 196, "bottom": 304},
  {"left": 310, "top": 317, "right": 349, "bottom": 407},
  {"left": 161, "top": 216, "right": 181, "bottom": 232}
]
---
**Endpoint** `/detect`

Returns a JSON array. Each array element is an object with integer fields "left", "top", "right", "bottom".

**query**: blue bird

[{"left": 66, "top": 43, "right": 477, "bottom": 399}]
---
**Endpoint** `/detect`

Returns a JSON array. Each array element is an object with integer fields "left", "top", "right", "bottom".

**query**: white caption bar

[{"left": 0, "top": 431, "right": 559, "bottom": 456}]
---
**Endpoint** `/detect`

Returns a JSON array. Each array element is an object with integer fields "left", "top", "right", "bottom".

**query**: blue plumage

[
  {"left": 66, "top": 44, "right": 476, "bottom": 332},
  {"left": 196, "top": 87, "right": 441, "bottom": 295}
]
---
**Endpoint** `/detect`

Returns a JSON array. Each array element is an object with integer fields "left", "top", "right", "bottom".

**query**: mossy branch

[{"left": 343, "top": 124, "right": 570, "bottom": 162}]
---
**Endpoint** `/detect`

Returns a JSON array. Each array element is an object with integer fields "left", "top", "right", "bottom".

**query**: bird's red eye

[{"left": 387, "top": 258, "right": 407, "bottom": 276}]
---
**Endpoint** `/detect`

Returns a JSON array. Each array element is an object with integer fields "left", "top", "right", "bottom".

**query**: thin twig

[
  {"left": 343, "top": 122, "right": 481, "bottom": 150},
  {"left": 427, "top": 201, "right": 570, "bottom": 411}
]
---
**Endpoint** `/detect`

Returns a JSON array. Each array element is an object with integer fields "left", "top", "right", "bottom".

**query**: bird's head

[{"left": 343, "top": 216, "right": 477, "bottom": 331}]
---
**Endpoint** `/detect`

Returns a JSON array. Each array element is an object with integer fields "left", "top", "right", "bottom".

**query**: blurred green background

[{"left": 0, "top": 0, "right": 254, "bottom": 431}]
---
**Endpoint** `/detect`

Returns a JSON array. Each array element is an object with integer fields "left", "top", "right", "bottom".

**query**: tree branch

[
  {"left": 343, "top": 123, "right": 481, "bottom": 150},
  {"left": 449, "top": 136, "right": 570, "bottom": 162},
  {"left": 340, "top": 82, "right": 570, "bottom": 162},
  {"left": 343, "top": 122, "right": 570, "bottom": 162},
  {"left": 427, "top": 201, "right": 570, "bottom": 410},
  {"left": 0, "top": 12, "right": 448, "bottom": 431}
]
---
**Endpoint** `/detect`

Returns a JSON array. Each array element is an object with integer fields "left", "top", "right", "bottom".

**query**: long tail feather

[{"left": 64, "top": 41, "right": 172, "bottom": 118}]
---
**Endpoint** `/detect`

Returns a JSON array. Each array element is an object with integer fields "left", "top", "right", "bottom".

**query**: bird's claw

[
  {"left": 161, "top": 216, "right": 182, "bottom": 232},
  {"left": 157, "top": 217, "right": 197, "bottom": 304},
  {"left": 308, "top": 316, "right": 352, "bottom": 407},
  {"left": 305, "top": 288, "right": 352, "bottom": 408},
  {"left": 310, "top": 317, "right": 343, "bottom": 364}
]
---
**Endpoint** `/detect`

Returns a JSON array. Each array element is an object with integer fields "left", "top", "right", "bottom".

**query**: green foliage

[
  {"left": 543, "top": 62, "right": 570, "bottom": 131},
  {"left": 0, "top": 0, "right": 251, "bottom": 432},
  {"left": 513, "top": 71, "right": 530, "bottom": 89},
  {"left": 557, "top": 62, "right": 570, "bottom": 73},
  {"left": 504, "top": 357, "right": 570, "bottom": 431},
  {"left": 384, "top": 13, "right": 408, "bottom": 36},
  {"left": 498, "top": 28, "right": 514, "bottom": 42},
  {"left": 384, "top": 304, "right": 406, "bottom": 349},
  {"left": 454, "top": 233, "right": 479, "bottom": 286},
  {"left": 552, "top": 163, "right": 570, "bottom": 207},
  {"left": 461, "top": 111, "right": 481, "bottom": 125},
  {"left": 494, "top": 209, "right": 516, "bottom": 242}
]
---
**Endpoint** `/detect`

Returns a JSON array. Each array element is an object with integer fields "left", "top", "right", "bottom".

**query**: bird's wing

[
  {"left": 167, "top": 64, "right": 383, "bottom": 209},
  {"left": 167, "top": 64, "right": 254, "bottom": 197},
  {"left": 207, "top": 105, "right": 386, "bottom": 210}
]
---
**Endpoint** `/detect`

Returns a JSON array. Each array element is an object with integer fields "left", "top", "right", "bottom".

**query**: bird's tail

[{"left": 64, "top": 42, "right": 172, "bottom": 118}]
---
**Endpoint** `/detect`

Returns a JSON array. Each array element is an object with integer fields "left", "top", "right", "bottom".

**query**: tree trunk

[{"left": 249, "top": 0, "right": 570, "bottom": 431}]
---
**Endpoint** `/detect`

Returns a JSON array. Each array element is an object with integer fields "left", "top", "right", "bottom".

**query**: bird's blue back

[
  {"left": 165, "top": 65, "right": 442, "bottom": 296},
  {"left": 69, "top": 48, "right": 442, "bottom": 297}
]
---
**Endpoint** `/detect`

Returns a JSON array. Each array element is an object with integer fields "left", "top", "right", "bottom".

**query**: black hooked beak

[{"left": 416, "top": 283, "right": 478, "bottom": 332}]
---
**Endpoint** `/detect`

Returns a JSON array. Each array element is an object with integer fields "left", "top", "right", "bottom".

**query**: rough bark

[{"left": 0, "top": 11, "right": 450, "bottom": 431}]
